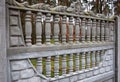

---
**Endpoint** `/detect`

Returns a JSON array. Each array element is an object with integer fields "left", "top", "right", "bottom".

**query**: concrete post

[
  {"left": 0, "top": 0, "right": 7, "bottom": 82},
  {"left": 117, "top": 17, "right": 120, "bottom": 82}
]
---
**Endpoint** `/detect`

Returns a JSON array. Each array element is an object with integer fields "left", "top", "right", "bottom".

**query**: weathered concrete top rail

[{"left": 8, "top": 6, "right": 114, "bottom": 21}]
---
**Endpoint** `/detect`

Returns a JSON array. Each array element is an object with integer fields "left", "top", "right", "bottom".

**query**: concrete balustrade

[
  {"left": 9, "top": 9, "right": 114, "bottom": 47},
  {"left": 7, "top": 3, "right": 115, "bottom": 82}
]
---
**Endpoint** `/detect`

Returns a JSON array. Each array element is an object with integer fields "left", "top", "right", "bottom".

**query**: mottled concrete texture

[
  {"left": 117, "top": 17, "right": 120, "bottom": 82},
  {"left": 0, "top": 0, "right": 7, "bottom": 82}
]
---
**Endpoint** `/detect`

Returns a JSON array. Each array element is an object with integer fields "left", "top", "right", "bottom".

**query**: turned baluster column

[
  {"left": 96, "top": 51, "right": 101, "bottom": 67},
  {"left": 36, "top": 58, "right": 42, "bottom": 74},
  {"left": 76, "top": 53, "right": 80, "bottom": 71},
  {"left": 25, "top": 11, "right": 32, "bottom": 46},
  {"left": 87, "top": 52, "right": 91, "bottom": 69},
  {"left": 69, "top": 54, "right": 73, "bottom": 73},
  {"left": 62, "top": 54, "right": 67, "bottom": 75},
  {"left": 62, "top": 16, "right": 67, "bottom": 44},
  {"left": 101, "top": 20, "right": 105, "bottom": 42},
  {"left": 82, "top": 52, "right": 86, "bottom": 70},
  {"left": 96, "top": 20, "right": 101, "bottom": 42},
  {"left": 54, "top": 15, "right": 60, "bottom": 45},
  {"left": 69, "top": 17, "right": 74, "bottom": 44},
  {"left": 81, "top": 18, "right": 86, "bottom": 42},
  {"left": 109, "top": 22, "right": 114, "bottom": 42},
  {"left": 54, "top": 55, "right": 59, "bottom": 77},
  {"left": 45, "top": 14, "right": 51, "bottom": 45},
  {"left": 36, "top": 12, "right": 42, "bottom": 46},
  {"left": 92, "top": 19, "right": 97, "bottom": 42},
  {"left": 75, "top": 17, "right": 80, "bottom": 43},
  {"left": 92, "top": 51, "right": 96, "bottom": 67},
  {"left": 105, "top": 21, "right": 109, "bottom": 41},
  {"left": 100, "top": 50, "right": 105, "bottom": 67},
  {"left": 87, "top": 19, "right": 92, "bottom": 42},
  {"left": 46, "top": 56, "right": 51, "bottom": 78}
]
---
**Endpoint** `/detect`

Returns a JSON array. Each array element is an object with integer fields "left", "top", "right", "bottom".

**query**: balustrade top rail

[{"left": 8, "top": 5, "right": 114, "bottom": 21}]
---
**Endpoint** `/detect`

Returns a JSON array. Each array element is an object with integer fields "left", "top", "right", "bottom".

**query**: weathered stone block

[
  {"left": 59, "top": 78, "right": 69, "bottom": 82},
  {"left": 41, "top": 79, "right": 48, "bottom": 82},
  {"left": 100, "top": 68, "right": 105, "bottom": 74},
  {"left": 11, "top": 60, "right": 30, "bottom": 71},
  {"left": 20, "top": 68, "right": 35, "bottom": 79},
  {"left": 10, "top": 37, "right": 19, "bottom": 46},
  {"left": 28, "top": 77, "right": 41, "bottom": 82},
  {"left": 110, "top": 66, "right": 113, "bottom": 70},
  {"left": 16, "top": 79, "right": 29, "bottom": 82},
  {"left": 106, "top": 66, "right": 111, "bottom": 72},
  {"left": 10, "top": 10, "right": 19, "bottom": 15},
  {"left": 10, "top": 26, "right": 21, "bottom": 35},
  {"left": 86, "top": 71, "right": 93, "bottom": 77},
  {"left": 10, "top": 37, "right": 24, "bottom": 46},
  {"left": 103, "top": 62, "right": 108, "bottom": 67},
  {"left": 52, "top": 80, "right": 59, "bottom": 82},
  {"left": 108, "top": 61, "right": 113, "bottom": 66},
  {"left": 10, "top": 16, "right": 18, "bottom": 25},
  {"left": 105, "top": 56, "right": 111, "bottom": 61},
  {"left": 78, "top": 73, "right": 86, "bottom": 80},
  {"left": 94, "top": 69, "right": 99, "bottom": 75},
  {"left": 11, "top": 71, "right": 20, "bottom": 81},
  {"left": 70, "top": 75, "right": 78, "bottom": 82}
]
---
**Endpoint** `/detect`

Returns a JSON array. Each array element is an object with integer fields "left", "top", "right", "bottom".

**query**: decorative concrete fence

[{"left": 7, "top": 0, "right": 115, "bottom": 82}]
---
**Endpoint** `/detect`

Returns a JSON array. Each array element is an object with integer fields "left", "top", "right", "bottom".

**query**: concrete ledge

[
  {"left": 8, "top": 43, "right": 114, "bottom": 60},
  {"left": 8, "top": 42, "right": 114, "bottom": 55}
]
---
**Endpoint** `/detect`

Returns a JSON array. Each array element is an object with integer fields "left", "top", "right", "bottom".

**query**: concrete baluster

[
  {"left": 92, "top": 51, "right": 96, "bottom": 67},
  {"left": 36, "top": 58, "right": 42, "bottom": 74},
  {"left": 92, "top": 19, "right": 97, "bottom": 42},
  {"left": 54, "top": 15, "right": 60, "bottom": 45},
  {"left": 69, "top": 17, "right": 74, "bottom": 44},
  {"left": 75, "top": 17, "right": 80, "bottom": 44},
  {"left": 45, "top": 14, "right": 51, "bottom": 45},
  {"left": 87, "top": 19, "right": 92, "bottom": 42},
  {"left": 109, "top": 22, "right": 114, "bottom": 42},
  {"left": 101, "top": 50, "right": 105, "bottom": 66},
  {"left": 69, "top": 54, "right": 73, "bottom": 73},
  {"left": 76, "top": 53, "right": 80, "bottom": 71},
  {"left": 36, "top": 12, "right": 42, "bottom": 46},
  {"left": 62, "top": 16, "right": 67, "bottom": 44},
  {"left": 96, "top": 51, "right": 101, "bottom": 67},
  {"left": 87, "top": 52, "right": 91, "bottom": 69},
  {"left": 96, "top": 20, "right": 101, "bottom": 42},
  {"left": 62, "top": 54, "right": 67, "bottom": 75},
  {"left": 82, "top": 52, "right": 86, "bottom": 70},
  {"left": 101, "top": 20, "right": 105, "bottom": 42},
  {"left": 25, "top": 11, "right": 32, "bottom": 46},
  {"left": 46, "top": 56, "right": 51, "bottom": 78},
  {"left": 105, "top": 21, "right": 109, "bottom": 41},
  {"left": 54, "top": 55, "right": 59, "bottom": 77},
  {"left": 81, "top": 18, "right": 86, "bottom": 42}
]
